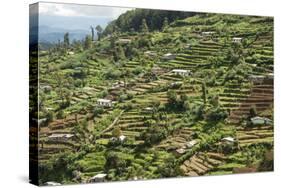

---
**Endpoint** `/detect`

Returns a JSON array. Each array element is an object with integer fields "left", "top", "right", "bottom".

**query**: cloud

[{"left": 39, "top": 2, "right": 133, "bottom": 19}]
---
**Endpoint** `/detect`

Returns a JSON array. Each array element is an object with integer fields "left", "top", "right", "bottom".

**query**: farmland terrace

[{"left": 36, "top": 12, "right": 274, "bottom": 185}]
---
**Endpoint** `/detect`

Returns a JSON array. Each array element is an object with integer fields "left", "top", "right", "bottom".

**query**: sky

[{"left": 37, "top": 2, "right": 133, "bottom": 30}]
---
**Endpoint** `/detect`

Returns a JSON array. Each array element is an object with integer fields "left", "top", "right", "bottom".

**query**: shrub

[
  {"left": 206, "top": 107, "right": 228, "bottom": 122},
  {"left": 141, "top": 125, "right": 168, "bottom": 146},
  {"left": 56, "top": 110, "right": 65, "bottom": 119},
  {"left": 249, "top": 105, "right": 257, "bottom": 118}
]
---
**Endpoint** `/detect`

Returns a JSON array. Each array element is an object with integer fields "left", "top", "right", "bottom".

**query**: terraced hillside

[{"left": 36, "top": 11, "right": 274, "bottom": 185}]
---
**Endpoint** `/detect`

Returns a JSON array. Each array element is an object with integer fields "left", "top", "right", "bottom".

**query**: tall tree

[
  {"left": 201, "top": 82, "right": 207, "bottom": 104},
  {"left": 90, "top": 26, "right": 95, "bottom": 41},
  {"left": 63, "top": 32, "right": 70, "bottom": 48},
  {"left": 162, "top": 17, "right": 169, "bottom": 31},
  {"left": 95, "top": 25, "right": 103, "bottom": 40},
  {"left": 141, "top": 18, "right": 149, "bottom": 33},
  {"left": 84, "top": 35, "right": 92, "bottom": 49}
]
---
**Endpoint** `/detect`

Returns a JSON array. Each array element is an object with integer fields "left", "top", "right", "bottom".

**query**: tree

[
  {"left": 56, "top": 110, "right": 65, "bottom": 119},
  {"left": 206, "top": 107, "right": 228, "bottom": 122},
  {"left": 46, "top": 111, "right": 54, "bottom": 123},
  {"left": 249, "top": 105, "right": 257, "bottom": 118},
  {"left": 90, "top": 26, "right": 95, "bottom": 41},
  {"left": 95, "top": 25, "right": 103, "bottom": 40},
  {"left": 167, "top": 90, "right": 178, "bottom": 105},
  {"left": 201, "top": 82, "right": 207, "bottom": 104},
  {"left": 92, "top": 106, "right": 103, "bottom": 122},
  {"left": 112, "top": 126, "right": 121, "bottom": 138},
  {"left": 84, "top": 35, "right": 92, "bottom": 49},
  {"left": 183, "top": 100, "right": 190, "bottom": 111},
  {"left": 162, "top": 17, "right": 169, "bottom": 31},
  {"left": 121, "top": 68, "right": 132, "bottom": 89},
  {"left": 210, "top": 94, "right": 219, "bottom": 107},
  {"left": 113, "top": 46, "right": 126, "bottom": 62},
  {"left": 140, "top": 18, "right": 149, "bottom": 33},
  {"left": 110, "top": 34, "right": 117, "bottom": 48},
  {"left": 141, "top": 125, "right": 168, "bottom": 146},
  {"left": 151, "top": 99, "right": 161, "bottom": 111},
  {"left": 158, "top": 155, "right": 180, "bottom": 177},
  {"left": 63, "top": 32, "right": 70, "bottom": 48},
  {"left": 53, "top": 72, "right": 72, "bottom": 108},
  {"left": 105, "top": 152, "right": 129, "bottom": 173}
]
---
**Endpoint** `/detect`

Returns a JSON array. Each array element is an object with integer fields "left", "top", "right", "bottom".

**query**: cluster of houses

[
  {"left": 110, "top": 135, "right": 127, "bottom": 142},
  {"left": 174, "top": 136, "right": 239, "bottom": 156},
  {"left": 201, "top": 31, "right": 243, "bottom": 43},
  {"left": 174, "top": 140, "right": 198, "bottom": 156},
  {"left": 171, "top": 69, "right": 191, "bottom": 77},
  {"left": 110, "top": 81, "right": 125, "bottom": 90}
]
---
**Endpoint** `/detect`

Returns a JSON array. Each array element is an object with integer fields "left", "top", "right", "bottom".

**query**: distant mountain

[
  {"left": 37, "top": 25, "right": 90, "bottom": 43},
  {"left": 37, "top": 14, "right": 113, "bottom": 43}
]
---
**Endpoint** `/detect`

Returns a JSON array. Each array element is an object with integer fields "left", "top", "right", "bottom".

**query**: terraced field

[
  {"left": 180, "top": 152, "right": 226, "bottom": 176},
  {"left": 35, "top": 11, "right": 274, "bottom": 185},
  {"left": 228, "top": 82, "right": 274, "bottom": 124}
]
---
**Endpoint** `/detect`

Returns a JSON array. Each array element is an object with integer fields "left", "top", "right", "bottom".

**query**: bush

[
  {"left": 249, "top": 105, "right": 257, "bottom": 118},
  {"left": 141, "top": 125, "right": 168, "bottom": 146},
  {"left": 104, "top": 69, "right": 122, "bottom": 80},
  {"left": 206, "top": 107, "right": 228, "bottom": 122},
  {"left": 56, "top": 110, "right": 65, "bottom": 119},
  {"left": 122, "top": 102, "right": 134, "bottom": 111}
]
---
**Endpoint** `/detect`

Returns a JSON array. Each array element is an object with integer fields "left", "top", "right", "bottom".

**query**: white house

[
  {"left": 232, "top": 37, "right": 243, "bottom": 43},
  {"left": 119, "top": 135, "right": 126, "bottom": 142},
  {"left": 221, "top": 137, "right": 235, "bottom": 144},
  {"left": 186, "top": 140, "right": 198, "bottom": 148},
  {"left": 201, "top": 31, "right": 216, "bottom": 36},
  {"left": 171, "top": 69, "right": 191, "bottom": 77},
  {"left": 97, "top": 99, "right": 113, "bottom": 107},
  {"left": 251, "top": 116, "right": 273, "bottom": 126},
  {"left": 44, "top": 182, "right": 61, "bottom": 186},
  {"left": 89, "top": 173, "right": 107, "bottom": 183},
  {"left": 162, "top": 53, "right": 176, "bottom": 60},
  {"left": 175, "top": 148, "right": 186, "bottom": 155},
  {"left": 48, "top": 134, "right": 74, "bottom": 142}
]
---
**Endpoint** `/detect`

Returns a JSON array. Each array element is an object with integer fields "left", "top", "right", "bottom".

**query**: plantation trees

[{"left": 141, "top": 18, "right": 149, "bottom": 33}]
